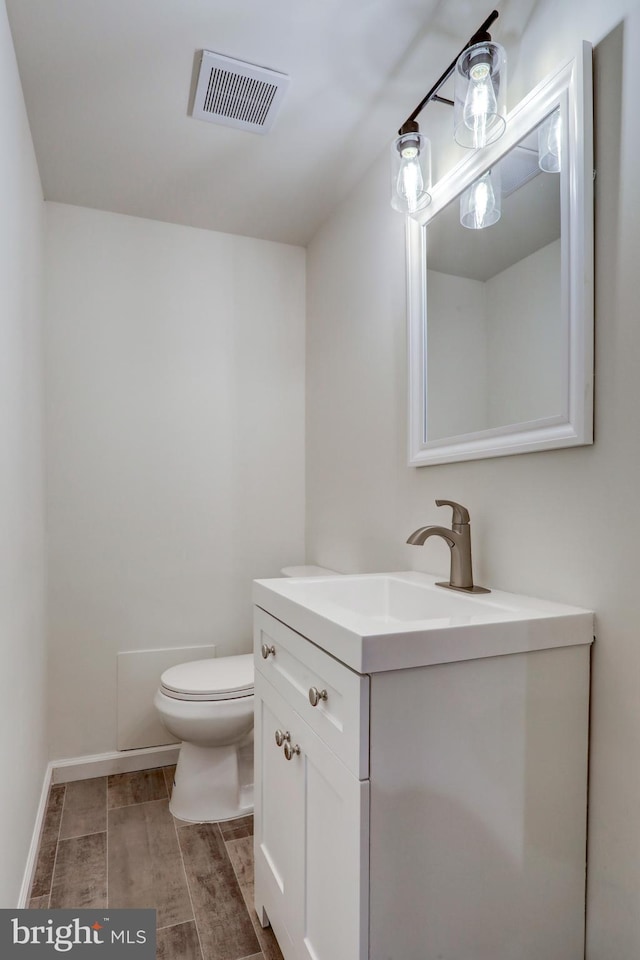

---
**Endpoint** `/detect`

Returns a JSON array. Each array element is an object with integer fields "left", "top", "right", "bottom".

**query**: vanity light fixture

[
  {"left": 453, "top": 39, "right": 507, "bottom": 148},
  {"left": 391, "top": 8, "right": 506, "bottom": 216},
  {"left": 390, "top": 121, "right": 432, "bottom": 214},
  {"left": 460, "top": 166, "right": 501, "bottom": 229},
  {"left": 538, "top": 108, "right": 562, "bottom": 172}
]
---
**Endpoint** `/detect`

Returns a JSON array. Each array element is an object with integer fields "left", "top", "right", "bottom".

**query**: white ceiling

[{"left": 5, "top": 0, "right": 532, "bottom": 246}]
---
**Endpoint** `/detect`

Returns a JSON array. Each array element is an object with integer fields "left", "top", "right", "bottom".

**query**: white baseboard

[
  {"left": 18, "top": 745, "right": 180, "bottom": 907},
  {"left": 18, "top": 761, "right": 55, "bottom": 908},
  {"left": 51, "top": 744, "right": 181, "bottom": 784}
]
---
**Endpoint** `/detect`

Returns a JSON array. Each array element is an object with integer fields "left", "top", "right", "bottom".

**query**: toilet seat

[{"left": 160, "top": 654, "right": 254, "bottom": 702}]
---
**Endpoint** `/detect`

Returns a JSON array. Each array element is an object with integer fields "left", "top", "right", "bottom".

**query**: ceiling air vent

[{"left": 192, "top": 51, "right": 290, "bottom": 134}]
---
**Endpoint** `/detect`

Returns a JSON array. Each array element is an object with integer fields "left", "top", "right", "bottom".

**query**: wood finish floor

[{"left": 28, "top": 766, "right": 283, "bottom": 960}]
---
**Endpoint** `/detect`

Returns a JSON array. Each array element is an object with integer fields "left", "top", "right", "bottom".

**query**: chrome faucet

[{"left": 407, "top": 499, "right": 490, "bottom": 594}]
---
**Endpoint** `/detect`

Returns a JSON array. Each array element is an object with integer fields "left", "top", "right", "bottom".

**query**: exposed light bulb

[
  {"left": 472, "top": 177, "right": 492, "bottom": 227},
  {"left": 397, "top": 148, "right": 424, "bottom": 215},
  {"left": 460, "top": 168, "right": 501, "bottom": 230},
  {"left": 463, "top": 60, "right": 498, "bottom": 149},
  {"left": 390, "top": 129, "right": 431, "bottom": 215},
  {"left": 539, "top": 110, "right": 562, "bottom": 173},
  {"left": 454, "top": 41, "right": 507, "bottom": 149}
]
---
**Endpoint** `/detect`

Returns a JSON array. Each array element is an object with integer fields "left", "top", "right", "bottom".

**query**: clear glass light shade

[
  {"left": 538, "top": 108, "right": 562, "bottom": 172},
  {"left": 460, "top": 167, "right": 501, "bottom": 229},
  {"left": 390, "top": 132, "right": 432, "bottom": 215},
  {"left": 454, "top": 41, "right": 507, "bottom": 149}
]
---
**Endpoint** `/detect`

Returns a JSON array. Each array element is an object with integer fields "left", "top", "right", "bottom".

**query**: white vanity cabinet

[
  {"left": 253, "top": 609, "right": 369, "bottom": 960},
  {"left": 253, "top": 580, "right": 593, "bottom": 960}
]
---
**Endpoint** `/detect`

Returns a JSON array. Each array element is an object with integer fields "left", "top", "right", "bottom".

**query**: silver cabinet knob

[
  {"left": 283, "top": 741, "right": 301, "bottom": 761},
  {"left": 261, "top": 643, "right": 276, "bottom": 659},
  {"left": 274, "top": 729, "right": 290, "bottom": 748},
  {"left": 308, "top": 686, "right": 328, "bottom": 707}
]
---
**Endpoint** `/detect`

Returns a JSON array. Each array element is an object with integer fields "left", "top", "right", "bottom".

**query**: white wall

[
  {"left": 485, "top": 240, "right": 568, "bottom": 426},
  {"left": 426, "top": 270, "right": 488, "bottom": 438},
  {"left": 306, "top": 1, "right": 640, "bottom": 955},
  {"left": 426, "top": 239, "right": 561, "bottom": 438},
  {"left": 45, "top": 203, "right": 305, "bottom": 759},
  {"left": 0, "top": 0, "right": 47, "bottom": 906},
  {"left": 486, "top": 238, "right": 562, "bottom": 427}
]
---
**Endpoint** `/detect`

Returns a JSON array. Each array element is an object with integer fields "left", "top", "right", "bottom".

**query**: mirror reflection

[{"left": 426, "top": 111, "right": 563, "bottom": 442}]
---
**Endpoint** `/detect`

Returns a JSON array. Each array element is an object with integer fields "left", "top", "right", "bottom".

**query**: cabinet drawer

[{"left": 254, "top": 608, "right": 369, "bottom": 779}]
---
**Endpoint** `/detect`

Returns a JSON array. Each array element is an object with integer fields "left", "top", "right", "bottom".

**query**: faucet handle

[{"left": 435, "top": 499, "right": 470, "bottom": 524}]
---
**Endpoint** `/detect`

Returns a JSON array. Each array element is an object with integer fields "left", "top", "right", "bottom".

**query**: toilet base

[{"left": 169, "top": 739, "right": 254, "bottom": 823}]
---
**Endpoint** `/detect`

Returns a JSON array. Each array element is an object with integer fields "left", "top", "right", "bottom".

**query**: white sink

[
  {"left": 267, "top": 573, "right": 510, "bottom": 622},
  {"left": 252, "top": 571, "right": 593, "bottom": 673}
]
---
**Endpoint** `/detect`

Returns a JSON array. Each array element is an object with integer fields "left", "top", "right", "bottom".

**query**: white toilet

[
  {"left": 154, "top": 565, "right": 337, "bottom": 823},
  {"left": 154, "top": 654, "right": 255, "bottom": 822}
]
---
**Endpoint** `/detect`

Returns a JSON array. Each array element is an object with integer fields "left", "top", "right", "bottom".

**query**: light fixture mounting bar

[{"left": 398, "top": 9, "right": 499, "bottom": 135}]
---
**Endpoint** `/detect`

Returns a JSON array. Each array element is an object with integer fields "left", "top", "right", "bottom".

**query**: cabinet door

[
  {"left": 255, "top": 672, "right": 369, "bottom": 960},
  {"left": 254, "top": 674, "right": 303, "bottom": 959}
]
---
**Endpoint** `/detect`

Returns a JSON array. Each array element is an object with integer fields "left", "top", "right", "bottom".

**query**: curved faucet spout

[{"left": 406, "top": 525, "right": 457, "bottom": 548}]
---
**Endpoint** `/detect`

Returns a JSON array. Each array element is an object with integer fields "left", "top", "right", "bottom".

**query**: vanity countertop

[{"left": 252, "top": 571, "right": 594, "bottom": 674}]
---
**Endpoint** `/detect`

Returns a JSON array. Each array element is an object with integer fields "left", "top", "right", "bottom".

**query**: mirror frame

[{"left": 407, "top": 43, "right": 593, "bottom": 466}]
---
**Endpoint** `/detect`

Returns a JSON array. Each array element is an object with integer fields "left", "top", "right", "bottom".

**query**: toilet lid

[{"left": 160, "top": 654, "right": 254, "bottom": 701}]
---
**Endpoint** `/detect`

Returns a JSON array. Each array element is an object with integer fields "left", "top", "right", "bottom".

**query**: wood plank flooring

[{"left": 28, "top": 766, "right": 283, "bottom": 960}]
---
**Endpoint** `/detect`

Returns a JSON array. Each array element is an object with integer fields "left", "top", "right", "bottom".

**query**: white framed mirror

[{"left": 407, "top": 43, "right": 593, "bottom": 466}]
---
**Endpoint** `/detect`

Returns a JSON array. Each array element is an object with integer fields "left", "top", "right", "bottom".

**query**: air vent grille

[{"left": 193, "top": 51, "right": 289, "bottom": 134}]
